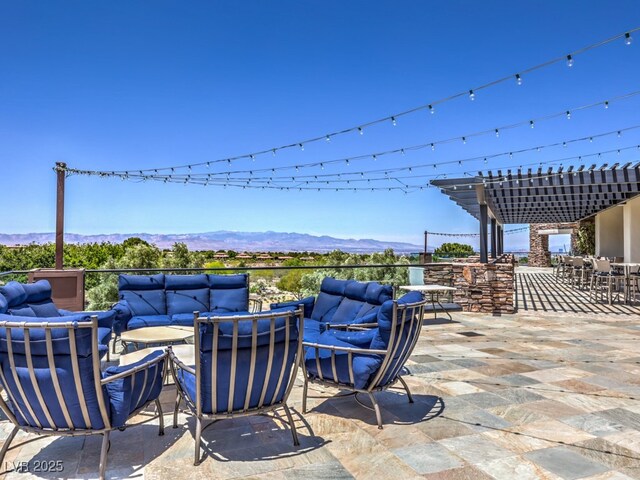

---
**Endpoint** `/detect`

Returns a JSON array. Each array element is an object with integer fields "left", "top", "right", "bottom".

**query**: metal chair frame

[
  {"left": 0, "top": 316, "right": 167, "bottom": 480},
  {"left": 301, "top": 298, "right": 427, "bottom": 429},
  {"left": 589, "top": 259, "right": 624, "bottom": 305},
  {"left": 169, "top": 309, "right": 304, "bottom": 465}
]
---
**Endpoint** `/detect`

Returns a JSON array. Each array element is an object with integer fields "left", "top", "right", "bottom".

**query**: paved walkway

[
  {"left": 516, "top": 267, "right": 640, "bottom": 315},
  {"left": 2, "top": 308, "right": 640, "bottom": 479}
]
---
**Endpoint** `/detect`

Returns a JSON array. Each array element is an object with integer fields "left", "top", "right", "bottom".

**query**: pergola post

[
  {"left": 497, "top": 225, "right": 504, "bottom": 255},
  {"left": 55, "top": 162, "right": 66, "bottom": 270},
  {"left": 490, "top": 218, "right": 497, "bottom": 259},
  {"left": 479, "top": 204, "right": 488, "bottom": 263}
]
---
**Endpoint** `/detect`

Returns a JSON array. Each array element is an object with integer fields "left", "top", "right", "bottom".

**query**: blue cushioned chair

[
  {"left": 0, "top": 314, "right": 167, "bottom": 480},
  {"left": 302, "top": 291, "right": 427, "bottom": 429},
  {"left": 170, "top": 308, "right": 304, "bottom": 465},
  {"left": 0, "top": 280, "right": 115, "bottom": 360},
  {"left": 270, "top": 277, "right": 393, "bottom": 344}
]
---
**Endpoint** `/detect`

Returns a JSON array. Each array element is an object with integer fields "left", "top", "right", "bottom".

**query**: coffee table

[{"left": 120, "top": 326, "right": 194, "bottom": 352}]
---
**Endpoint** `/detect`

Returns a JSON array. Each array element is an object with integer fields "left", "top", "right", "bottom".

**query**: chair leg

[
  {"left": 173, "top": 391, "right": 182, "bottom": 429},
  {"left": 155, "top": 399, "right": 164, "bottom": 436},
  {"left": 282, "top": 404, "right": 300, "bottom": 446},
  {"left": 302, "top": 376, "right": 309, "bottom": 414},
  {"left": 99, "top": 431, "right": 110, "bottom": 480},
  {"left": 194, "top": 417, "right": 202, "bottom": 466},
  {"left": 0, "top": 426, "right": 18, "bottom": 465},
  {"left": 367, "top": 392, "right": 384, "bottom": 430},
  {"left": 397, "top": 376, "right": 414, "bottom": 403}
]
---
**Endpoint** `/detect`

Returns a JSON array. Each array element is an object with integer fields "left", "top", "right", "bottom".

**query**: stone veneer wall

[
  {"left": 423, "top": 254, "right": 516, "bottom": 314},
  {"left": 528, "top": 222, "right": 578, "bottom": 267}
]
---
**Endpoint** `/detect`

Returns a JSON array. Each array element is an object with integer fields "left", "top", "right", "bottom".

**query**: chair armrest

[
  {"left": 271, "top": 296, "right": 315, "bottom": 318},
  {"left": 102, "top": 349, "right": 167, "bottom": 384},
  {"left": 111, "top": 300, "right": 132, "bottom": 335},
  {"left": 59, "top": 309, "right": 116, "bottom": 329},
  {"left": 327, "top": 322, "right": 379, "bottom": 331},
  {"left": 302, "top": 341, "right": 387, "bottom": 356},
  {"left": 168, "top": 346, "right": 196, "bottom": 376}
]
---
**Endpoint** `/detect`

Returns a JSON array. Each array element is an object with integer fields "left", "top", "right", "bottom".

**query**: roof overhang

[{"left": 431, "top": 163, "right": 640, "bottom": 224}]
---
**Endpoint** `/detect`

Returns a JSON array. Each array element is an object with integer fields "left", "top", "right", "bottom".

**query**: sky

[{"left": 1, "top": 1, "right": 639, "bottom": 252}]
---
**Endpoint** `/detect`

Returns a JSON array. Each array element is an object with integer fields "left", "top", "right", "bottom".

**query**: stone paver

[{"left": 1, "top": 269, "right": 640, "bottom": 478}]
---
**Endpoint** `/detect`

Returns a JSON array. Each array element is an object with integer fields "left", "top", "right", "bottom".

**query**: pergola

[{"left": 431, "top": 163, "right": 640, "bottom": 262}]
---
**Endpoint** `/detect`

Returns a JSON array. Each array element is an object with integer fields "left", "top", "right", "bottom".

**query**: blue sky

[{"left": 1, "top": 1, "right": 639, "bottom": 251}]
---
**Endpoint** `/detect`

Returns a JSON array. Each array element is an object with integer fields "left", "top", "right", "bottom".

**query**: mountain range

[{"left": 0, "top": 231, "right": 424, "bottom": 254}]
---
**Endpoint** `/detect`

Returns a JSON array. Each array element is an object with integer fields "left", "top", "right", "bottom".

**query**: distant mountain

[{"left": 0, "top": 231, "right": 423, "bottom": 254}]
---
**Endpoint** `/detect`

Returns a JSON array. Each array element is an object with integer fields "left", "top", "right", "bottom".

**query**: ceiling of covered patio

[{"left": 430, "top": 163, "right": 640, "bottom": 224}]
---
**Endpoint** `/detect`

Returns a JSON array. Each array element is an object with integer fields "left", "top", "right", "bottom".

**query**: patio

[{"left": 2, "top": 300, "right": 640, "bottom": 479}]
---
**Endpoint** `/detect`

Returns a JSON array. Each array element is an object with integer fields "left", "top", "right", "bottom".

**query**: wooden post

[
  {"left": 55, "top": 162, "right": 66, "bottom": 270},
  {"left": 490, "top": 218, "right": 497, "bottom": 259},
  {"left": 479, "top": 204, "right": 488, "bottom": 263}
]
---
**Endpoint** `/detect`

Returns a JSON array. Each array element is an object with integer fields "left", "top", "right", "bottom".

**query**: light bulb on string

[
  {"left": 566, "top": 54, "right": 574, "bottom": 67},
  {"left": 325, "top": 135, "right": 331, "bottom": 142},
  {"left": 566, "top": 111, "right": 571, "bottom": 120},
  {"left": 495, "top": 129, "right": 500, "bottom": 138},
  {"left": 515, "top": 74, "right": 522, "bottom": 85},
  {"left": 431, "top": 143, "right": 435, "bottom": 151},
  {"left": 462, "top": 137, "right": 467, "bottom": 144},
  {"left": 272, "top": 149, "right": 276, "bottom": 156},
  {"left": 391, "top": 116, "right": 397, "bottom": 126},
  {"left": 250, "top": 154, "right": 255, "bottom": 161},
  {"left": 299, "top": 143, "right": 304, "bottom": 151},
  {"left": 617, "top": 131, "right": 622, "bottom": 138},
  {"left": 428, "top": 104, "right": 435, "bottom": 114},
  {"left": 530, "top": 120, "right": 535, "bottom": 128},
  {"left": 469, "top": 90, "right": 475, "bottom": 101},
  {"left": 401, "top": 148, "right": 405, "bottom": 155},
  {"left": 604, "top": 101, "right": 609, "bottom": 109},
  {"left": 625, "top": 32, "right": 633, "bottom": 45},
  {"left": 358, "top": 127, "right": 364, "bottom": 135}
]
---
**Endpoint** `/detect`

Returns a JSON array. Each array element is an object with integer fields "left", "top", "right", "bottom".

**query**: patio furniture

[
  {"left": 399, "top": 284, "right": 459, "bottom": 320},
  {"left": 113, "top": 273, "right": 258, "bottom": 337},
  {"left": 120, "top": 325, "right": 194, "bottom": 352},
  {"left": 0, "top": 280, "right": 115, "bottom": 360},
  {"left": 169, "top": 308, "right": 305, "bottom": 465},
  {"left": 611, "top": 262, "right": 640, "bottom": 305},
  {"left": 0, "top": 314, "right": 167, "bottom": 480},
  {"left": 570, "top": 257, "right": 592, "bottom": 290},
  {"left": 302, "top": 291, "right": 427, "bottom": 429},
  {"left": 270, "top": 277, "right": 393, "bottom": 343},
  {"left": 589, "top": 259, "right": 625, "bottom": 304}
]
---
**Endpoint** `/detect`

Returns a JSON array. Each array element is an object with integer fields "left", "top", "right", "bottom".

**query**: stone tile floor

[{"left": 3, "top": 293, "right": 640, "bottom": 477}]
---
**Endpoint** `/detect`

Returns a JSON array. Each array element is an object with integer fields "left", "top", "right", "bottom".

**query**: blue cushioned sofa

[
  {"left": 270, "top": 277, "right": 393, "bottom": 343},
  {"left": 0, "top": 280, "right": 114, "bottom": 359},
  {"left": 113, "top": 273, "right": 250, "bottom": 334}
]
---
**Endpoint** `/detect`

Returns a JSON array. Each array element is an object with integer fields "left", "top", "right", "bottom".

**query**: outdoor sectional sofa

[
  {"left": 270, "top": 277, "right": 393, "bottom": 343},
  {"left": 0, "top": 280, "right": 115, "bottom": 359},
  {"left": 113, "top": 273, "right": 250, "bottom": 334}
]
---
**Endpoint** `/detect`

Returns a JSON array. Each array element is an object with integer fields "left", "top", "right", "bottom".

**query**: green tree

[{"left": 434, "top": 242, "right": 475, "bottom": 258}]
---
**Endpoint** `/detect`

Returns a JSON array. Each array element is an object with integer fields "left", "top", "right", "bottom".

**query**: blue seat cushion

[
  {"left": 304, "top": 331, "right": 383, "bottom": 390},
  {"left": 127, "top": 315, "right": 171, "bottom": 330},
  {"left": 105, "top": 349, "right": 165, "bottom": 428},
  {"left": 302, "top": 318, "right": 323, "bottom": 343}
]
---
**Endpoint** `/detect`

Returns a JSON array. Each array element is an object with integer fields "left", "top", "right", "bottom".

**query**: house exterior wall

[
  {"left": 595, "top": 207, "right": 624, "bottom": 258},
  {"left": 623, "top": 196, "right": 640, "bottom": 262}
]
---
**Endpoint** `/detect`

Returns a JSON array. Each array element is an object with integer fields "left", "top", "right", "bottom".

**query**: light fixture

[
  {"left": 515, "top": 74, "right": 522, "bottom": 85},
  {"left": 469, "top": 90, "right": 475, "bottom": 101},
  {"left": 625, "top": 32, "right": 633, "bottom": 45},
  {"left": 566, "top": 54, "right": 574, "bottom": 67}
]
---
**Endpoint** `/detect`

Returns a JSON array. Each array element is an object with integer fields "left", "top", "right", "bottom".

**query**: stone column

[{"left": 529, "top": 224, "right": 551, "bottom": 267}]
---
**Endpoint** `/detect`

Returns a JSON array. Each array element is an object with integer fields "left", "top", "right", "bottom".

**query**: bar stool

[
  {"left": 589, "top": 259, "right": 624, "bottom": 305},
  {"left": 627, "top": 266, "right": 640, "bottom": 305}
]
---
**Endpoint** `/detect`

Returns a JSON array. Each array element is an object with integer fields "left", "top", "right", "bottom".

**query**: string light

[
  {"left": 391, "top": 116, "right": 397, "bottom": 126},
  {"left": 515, "top": 74, "right": 522, "bottom": 85},
  {"left": 566, "top": 54, "right": 574, "bottom": 67},
  {"left": 529, "top": 120, "right": 535, "bottom": 128},
  {"left": 604, "top": 101, "right": 609, "bottom": 109},
  {"left": 495, "top": 129, "right": 500, "bottom": 138},
  {"left": 566, "top": 111, "right": 571, "bottom": 120},
  {"left": 625, "top": 32, "right": 633, "bottom": 45},
  {"left": 358, "top": 127, "right": 364, "bottom": 135},
  {"left": 469, "top": 90, "right": 475, "bottom": 101}
]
